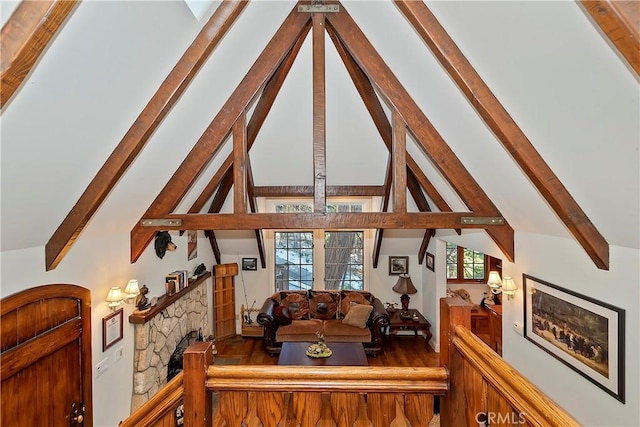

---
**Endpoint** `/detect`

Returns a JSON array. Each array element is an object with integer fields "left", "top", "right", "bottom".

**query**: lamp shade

[
  {"left": 487, "top": 271, "right": 502, "bottom": 288},
  {"left": 124, "top": 279, "right": 140, "bottom": 296},
  {"left": 501, "top": 277, "right": 517, "bottom": 295},
  {"left": 392, "top": 274, "right": 417, "bottom": 295},
  {"left": 105, "top": 286, "right": 124, "bottom": 309}
]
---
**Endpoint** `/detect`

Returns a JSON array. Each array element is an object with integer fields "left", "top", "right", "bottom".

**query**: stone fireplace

[{"left": 130, "top": 275, "right": 210, "bottom": 412}]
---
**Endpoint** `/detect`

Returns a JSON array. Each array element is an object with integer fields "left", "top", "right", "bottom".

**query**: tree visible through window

[
  {"left": 275, "top": 231, "right": 314, "bottom": 291},
  {"left": 324, "top": 231, "right": 363, "bottom": 290},
  {"left": 446, "top": 242, "right": 488, "bottom": 283}
]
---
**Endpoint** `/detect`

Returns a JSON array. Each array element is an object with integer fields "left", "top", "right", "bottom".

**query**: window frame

[
  {"left": 446, "top": 243, "right": 490, "bottom": 284},
  {"left": 265, "top": 198, "right": 373, "bottom": 292}
]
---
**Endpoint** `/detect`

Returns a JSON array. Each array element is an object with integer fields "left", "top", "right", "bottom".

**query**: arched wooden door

[{"left": 1, "top": 284, "right": 93, "bottom": 426}]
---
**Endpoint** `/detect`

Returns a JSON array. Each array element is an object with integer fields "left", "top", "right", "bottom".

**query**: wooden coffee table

[
  {"left": 277, "top": 342, "right": 368, "bottom": 366},
  {"left": 387, "top": 309, "right": 432, "bottom": 351}
]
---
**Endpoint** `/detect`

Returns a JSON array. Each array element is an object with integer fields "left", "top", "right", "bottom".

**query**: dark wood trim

[
  {"left": 233, "top": 112, "right": 247, "bottom": 214},
  {"left": 326, "top": 6, "right": 515, "bottom": 263},
  {"left": 392, "top": 111, "right": 407, "bottom": 213},
  {"left": 141, "top": 212, "right": 500, "bottom": 230},
  {"left": 130, "top": 5, "right": 312, "bottom": 262},
  {"left": 312, "top": 12, "right": 327, "bottom": 213},
  {"left": 45, "top": 0, "right": 248, "bottom": 270},
  {"left": 253, "top": 185, "right": 384, "bottom": 197},
  {"left": 128, "top": 272, "right": 211, "bottom": 324},
  {"left": 579, "top": 0, "right": 639, "bottom": 76},
  {"left": 394, "top": 0, "right": 607, "bottom": 269},
  {"left": 1, "top": 0, "right": 79, "bottom": 108}
]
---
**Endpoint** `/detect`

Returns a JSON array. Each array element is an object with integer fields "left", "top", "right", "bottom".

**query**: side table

[{"left": 387, "top": 309, "right": 432, "bottom": 351}]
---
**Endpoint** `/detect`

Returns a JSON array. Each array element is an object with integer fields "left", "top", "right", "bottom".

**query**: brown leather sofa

[{"left": 257, "top": 290, "right": 390, "bottom": 356}]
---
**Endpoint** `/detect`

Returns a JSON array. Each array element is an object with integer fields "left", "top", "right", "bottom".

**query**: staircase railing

[{"left": 183, "top": 341, "right": 447, "bottom": 426}]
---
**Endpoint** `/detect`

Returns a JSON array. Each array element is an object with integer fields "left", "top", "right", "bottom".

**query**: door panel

[{"left": 1, "top": 284, "right": 92, "bottom": 427}]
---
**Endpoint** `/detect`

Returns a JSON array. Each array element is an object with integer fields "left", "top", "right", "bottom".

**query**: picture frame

[
  {"left": 426, "top": 252, "right": 435, "bottom": 271},
  {"left": 523, "top": 274, "right": 625, "bottom": 402},
  {"left": 102, "top": 308, "right": 123, "bottom": 351},
  {"left": 388, "top": 256, "right": 409, "bottom": 275},
  {"left": 242, "top": 257, "right": 258, "bottom": 271}
]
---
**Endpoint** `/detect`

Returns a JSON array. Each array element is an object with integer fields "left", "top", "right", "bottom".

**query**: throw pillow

[
  {"left": 340, "top": 291, "right": 371, "bottom": 317},
  {"left": 279, "top": 293, "right": 309, "bottom": 320},
  {"left": 273, "top": 305, "right": 292, "bottom": 325},
  {"left": 308, "top": 291, "right": 338, "bottom": 320},
  {"left": 342, "top": 303, "right": 374, "bottom": 329}
]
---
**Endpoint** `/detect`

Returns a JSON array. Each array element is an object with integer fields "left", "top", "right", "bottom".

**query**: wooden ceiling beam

[
  {"left": 253, "top": 185, "right": 385, "bottom": 197},
  {"left": 233, "top": 112, "right": 248, "bottom": 213},
  {"left": 130, "top": 4, "right": 311, "bottom": 263},
  {"left": 188, "top": 22, "right": 308, "bottom": 214},
  {"left": 141, "top": 212, "right": 499, "bottom": 231},
  {"left": 246, "top": 157, "right": 266, "bottom": 268},
  {"left": 395, "top": 0, "right": 608, "bottom": 269},
  {"left": 1, "top": 0, "right": 79, "bottom": 108},
  {"left": 372, "top": 155, "right": 393, "bottom": 268},
  {"left": 45, "top": 0, "right": 248, "bottom": 270},
  {"left": 312, "top": 12, "right": 327, "bottom": 213},
  {"left": 579, "top": 0, "right": 640, "bottom": 76},
  {"left": 392, "top": 110, "right": 407, "bottom": 213},
  {"left": 418, "top": 229, "right": 436, "bottom": 265},
  {"left": 327, "top": 6, "right": 515, "bottom": 263}
]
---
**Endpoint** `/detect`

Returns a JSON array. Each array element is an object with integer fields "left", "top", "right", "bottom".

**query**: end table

[{"left": 387, "top": 309, "right": 432, "bottom": 351}]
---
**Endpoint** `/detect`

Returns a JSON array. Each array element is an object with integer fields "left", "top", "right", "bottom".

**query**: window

[
  {"left": 275, "top": 231, "right": 314, "bottom": 291},
  {"left": 268, "top": 200, "right": 371, "bottom": 292},
  {"left": 324, "top": 231, "right": 363, "bottom": 290},
  {"left": 446, "top": 242, "right": 489, "bottom": 283}
]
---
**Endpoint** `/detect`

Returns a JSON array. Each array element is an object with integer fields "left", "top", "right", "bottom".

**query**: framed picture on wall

[
  {"left": 523, "top": 274, "right": 625, "bottom": 402},
  {"left": 426, "top": 252, "right": 435, "bottom": 271},
  {"left": 103, "top": 308, "right": 123, "bottom": 351},
  {"left": 242, "top": 257, "right": 258, "bottom": 271},
  {"left": 388, "top": 256, "right": 409, "bottom": 275}
]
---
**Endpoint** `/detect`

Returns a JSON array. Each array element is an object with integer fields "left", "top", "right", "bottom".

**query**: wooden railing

[
  {"left": 119, "top": 372, "right": 183, "bottom": 427},
  {"left": 124, "top": 298, "right": 579, "bottom": 427},
  {"left": 440, "top": 298, "right": 580, "bottom": 427},
  {"left": 183, "top": 341, "right": 447, "bottom": 426}
]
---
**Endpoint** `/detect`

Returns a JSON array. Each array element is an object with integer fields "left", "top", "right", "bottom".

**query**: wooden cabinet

[
  {"left": 486, "top": 304, "right": 503, "bottom": 356},
  {"left": 213, "top": 263, "right": 238, "bottom": 340}
]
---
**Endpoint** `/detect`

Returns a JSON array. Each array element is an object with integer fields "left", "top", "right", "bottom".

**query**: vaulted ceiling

[{"left": 1, "top": 0, "right": 638, "bottom": 272}]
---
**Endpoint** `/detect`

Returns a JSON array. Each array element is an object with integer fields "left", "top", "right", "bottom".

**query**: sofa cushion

[
  {"left": 279, "top": 293, "right": 310, "bottom": 320},
  {"left": 276, "top": 319, "right": 323, "bottom": 342},
  {"left": 323, "top": 319, "right": 371, "bottom": 342},
  {"left": 342, "top": 303, "right": 374, "bottom": 328},
  {"left": 274, "top": 305, "right": 292, "bottom": 325},
  {"left": 308, "top": 291, "right": 338, "bottom": 320},
  {"left": 340, "top": 291, "right": 371, "bottom": 317}
]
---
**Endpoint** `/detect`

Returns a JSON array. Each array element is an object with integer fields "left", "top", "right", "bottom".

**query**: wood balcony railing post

[
  {"left": 184, "top": 341, "right": 213, "bottom": 427},
  {"left": 439, "top": 297, "right": 472, "bottom": 427}
]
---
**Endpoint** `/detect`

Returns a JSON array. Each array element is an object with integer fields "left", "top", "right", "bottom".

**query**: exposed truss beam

[
  {"left": 579, "top": 0, "right": 640, "bottom": 76},
  {"left": 392, "top": 110, "right": 407, "bottom": 213},
  {"left": 312, "top": 12, "right": 327, "bottom": 213},
  {"left": 1, "top": 0, "right": 79, "bottom": 108},
  {"left": 395, "top": 0, "right": 608, "bottom": 269},
  {"left": 45, "top": 0, "right": 248, "bottom": 270},
  {"left": 326, "top": 5, "right": 515, "bottom": 262},
  {"left": 246, "top": 157, "right": 266, "bottom": 268},
  {"left": 418, "top": 229, "right": 436, "bottom": 264},
  {"left": 140, "top": 212, "right": 500, "bottom": 231},
  {"left": 233, "top": 112, "right": 248, "bottom": 213},
  {"left": 253, "top": 185, "right": 385, "bottom": 197},
  {"left": 188, "top": 26, "right": 308, "bottom": 216}
]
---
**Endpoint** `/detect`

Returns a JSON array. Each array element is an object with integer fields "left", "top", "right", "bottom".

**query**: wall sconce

[
  {"left": 105, "top": 287, "right": 124, "bottom": 311},
  {"left": 124, "top": 279, "right": 140, "bottom": 304},
  {"left": 501, "top": 277, "right": 518, "bottom": 300},
  {"left": 487, "top": 271, "right": 502, "bottom": 289}
]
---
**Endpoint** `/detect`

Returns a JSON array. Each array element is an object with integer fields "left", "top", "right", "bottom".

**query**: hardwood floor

[{"left": 214, "top": 335, "right": 440, "bottom": 367}]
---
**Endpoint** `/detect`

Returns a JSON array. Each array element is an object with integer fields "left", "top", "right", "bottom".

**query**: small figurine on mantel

[{"left": 135, "top": 284, "right": 151, "bottom": 312}]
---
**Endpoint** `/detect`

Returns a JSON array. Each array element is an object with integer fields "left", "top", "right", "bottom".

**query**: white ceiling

[{"left": 1, "top": 1, "right": 638, "bottom": 255}]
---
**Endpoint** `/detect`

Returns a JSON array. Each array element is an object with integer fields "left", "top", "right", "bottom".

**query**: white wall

[{"left": 0, "top": 232, "right": 215, "bottom": 427}]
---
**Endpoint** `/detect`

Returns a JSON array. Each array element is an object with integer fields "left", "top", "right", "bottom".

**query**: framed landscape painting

[{"left": 523, "top": 274, "right": 625, "bottom": 402}]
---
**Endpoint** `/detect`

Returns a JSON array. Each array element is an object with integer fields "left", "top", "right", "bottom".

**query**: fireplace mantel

[{"left": 128, "top": 272, "right": 211, "bottom": 324}]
